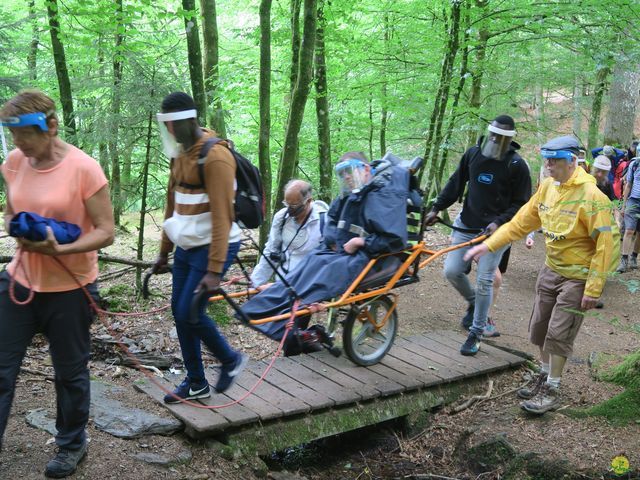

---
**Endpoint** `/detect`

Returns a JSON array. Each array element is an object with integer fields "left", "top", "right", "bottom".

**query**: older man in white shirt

[{"left": 251, "top": 180, "right": 328, "bottom": 287}]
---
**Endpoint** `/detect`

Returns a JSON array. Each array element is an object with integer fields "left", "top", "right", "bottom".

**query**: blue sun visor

[
  {"left": 540, "top": 149, "right": 574, "bottom": 161},
  {"left": 0, "top": 112, "right": 49, "bottom": 131}
]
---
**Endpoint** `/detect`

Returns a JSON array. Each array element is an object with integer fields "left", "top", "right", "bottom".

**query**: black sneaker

[
  {"left": 163, "top": 378, "right": 210, "bottom": 404},
  {"left": 45, "top": 443, "right": 87, "bottom": 478},
  {"left": 214, "top": 353, "right": 248, "bottom": 393},
  {"left": 460, "top": 331, "right": 481, "bottom": 356},
  {"left": 460, "top": 303, "right": 475, "bottom": 330}
]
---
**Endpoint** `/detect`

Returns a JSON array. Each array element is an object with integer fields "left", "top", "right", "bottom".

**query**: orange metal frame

[{"left": 208, "top": 235, "right": 487, "bottom": 326}]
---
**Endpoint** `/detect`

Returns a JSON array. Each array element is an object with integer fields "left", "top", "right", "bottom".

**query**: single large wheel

[{"left": 342, "top": 295, "right": 398, "bottom": 366}]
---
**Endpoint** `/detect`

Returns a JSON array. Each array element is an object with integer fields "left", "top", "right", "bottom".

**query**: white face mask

[{"left": 156, "top": 109, "right": 197, "bottom": 158}]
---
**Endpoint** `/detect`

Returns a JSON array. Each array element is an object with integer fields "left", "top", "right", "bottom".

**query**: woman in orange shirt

[{"left": 0, "top": 90, "right": 114, "bottom": 478}]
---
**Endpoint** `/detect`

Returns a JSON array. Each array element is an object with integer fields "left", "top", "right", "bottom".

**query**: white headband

[
  {"left": 488, "top": 124, "right": 516, "bottom": 137},
  {"left": 156, "top": 109, "right": 197, "bottom": 122}
]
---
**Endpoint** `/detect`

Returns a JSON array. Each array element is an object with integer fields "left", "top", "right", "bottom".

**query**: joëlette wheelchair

[{"left": 202, "top": 158, "right": 487, "bottom": 367}]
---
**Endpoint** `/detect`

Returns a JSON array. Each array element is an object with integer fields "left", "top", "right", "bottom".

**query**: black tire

[{"left": 342, "top": 295, "right": 398, "bottom": 366}]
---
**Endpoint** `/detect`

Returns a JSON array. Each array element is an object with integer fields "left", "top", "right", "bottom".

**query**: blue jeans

[
  {"left": 443, "top": 217, "right": 509, "bottom": 336},
  {"left": 172, "top": 242, "right": 240, "bottom": 384}
]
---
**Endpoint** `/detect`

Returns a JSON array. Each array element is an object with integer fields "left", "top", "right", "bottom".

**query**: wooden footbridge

[{"left": 136, "top": 330, "right": 526, "bottom": 454}]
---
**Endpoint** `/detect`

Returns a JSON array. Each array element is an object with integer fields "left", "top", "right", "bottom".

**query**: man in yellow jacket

[{"left": 465, "top": 135, "right": 619, "bottom": 415}]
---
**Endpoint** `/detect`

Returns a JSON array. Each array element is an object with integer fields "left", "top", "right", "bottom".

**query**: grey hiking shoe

[
  {"left": 616, "top": 257, "right": 628, "bottom": 274},
  {"left": 520, "top": 383, "right": 561, "bottom": 415},
  {"left": 630, "top": 256, "right": 638, "bottom": 270},
  {"left": 517, "top": 372, "right": 548, "bottom": 399},
  {"left": 45, "top": 443, "right": 87, "bottom": 478}
]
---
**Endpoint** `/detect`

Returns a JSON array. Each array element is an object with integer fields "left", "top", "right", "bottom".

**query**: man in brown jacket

[{"left": 153, "top": 92, "right": 247, "bottom": 403}]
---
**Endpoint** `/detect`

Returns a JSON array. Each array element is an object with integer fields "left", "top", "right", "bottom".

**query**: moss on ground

[{"left": 571, "top": 349, "right": 640, "bottom": 426}]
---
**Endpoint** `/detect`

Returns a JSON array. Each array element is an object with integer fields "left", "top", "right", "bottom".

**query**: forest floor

[{"left": 0, "top": 214, "right": 639, "bottom": 480}]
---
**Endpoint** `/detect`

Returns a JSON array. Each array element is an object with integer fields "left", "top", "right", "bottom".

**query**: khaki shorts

[{"left": 529, "top": 266, "right": 586, "bottom": 357}]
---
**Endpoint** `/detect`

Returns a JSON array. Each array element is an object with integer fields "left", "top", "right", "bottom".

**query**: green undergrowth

[
  {"left": 208, "top": 300, "right": 233, "bottom": 326},
  {"left": 571, "top": 350, "right": 640, "bottom": 426}
]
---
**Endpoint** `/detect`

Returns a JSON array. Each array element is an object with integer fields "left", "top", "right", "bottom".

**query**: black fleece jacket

[{"left": 432, "top": 139, "right": 532, "bottom": 229}]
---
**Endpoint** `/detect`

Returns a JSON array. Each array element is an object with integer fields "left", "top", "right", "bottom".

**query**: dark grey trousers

[{"left": 0, "top": 270, "right": 94, "bottom": 450}]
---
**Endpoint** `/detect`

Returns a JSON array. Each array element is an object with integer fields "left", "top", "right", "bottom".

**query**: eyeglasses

[{"left": 282, "top": 198, "right": 310, "bottom": 209}]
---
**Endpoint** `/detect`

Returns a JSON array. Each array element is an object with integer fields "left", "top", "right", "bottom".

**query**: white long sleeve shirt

[{"left": 250, "top": 201, "right": 328, "bottom": 286}]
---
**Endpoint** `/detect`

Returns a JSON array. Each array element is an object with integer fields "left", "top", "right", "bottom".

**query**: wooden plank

[
  {"left": 233, "top": 366, "right": 310, "bottom": 417},
  {"left": 367, "top": 361, "right": 426, "bottom": 391},
  {"left": 258, "top": 360, "right": 335, "bottom": 411},
  {"left": 420, "top": 332, "right": 507, "bottom": 372},
  {"left": 386, "top": 341, "right": 464, "bottom": 382},
  {"left": 309, "top": 350, "right": 405, "bottom": 396},
  {"left": 277, "top": 357, "right": 361, "bottom": 406},
  {"left": 134, "top": 376, "right": 230, "bottom": 434},
  {"left": 375, "top": 347, "right": 443, "bottom": 386},
  {"left": 403, "top": 337, "right": 504, "bottom": 377},
  {"left": 434, "top": 330, "right": 525, "bottom": 366},
  {"left": 396, "top": 337, "right": 480, "bottom": 377},
  {"left": 216, "top": 371, "right": 284, "bottom": 422},
  {"left": 404, "top": 334, "right": 502, "bottom": 373},
  {"left": 294, "top": 354, "right": 380, "bottom": 401}
]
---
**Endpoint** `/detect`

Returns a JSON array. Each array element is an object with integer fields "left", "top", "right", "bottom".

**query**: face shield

[
  {"left": 481, "top": 123, "right": 516, "bottom": 160},
  {"left": 156, "top": 109, "right": 197, "bottom": 158},
  {"left": 0, "top": 112, "right": 49, "bottom": 160},
  {"left": 335, "top": 159, "right": 369, "bottom": 194}
]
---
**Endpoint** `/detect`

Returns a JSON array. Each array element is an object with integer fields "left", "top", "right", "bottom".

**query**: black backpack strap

[
  {"left": 319, "top": 211, "right": 326, "bottom": 234},
  {"left": 193, "top": 137, "right": 223, "bottom": 189}
]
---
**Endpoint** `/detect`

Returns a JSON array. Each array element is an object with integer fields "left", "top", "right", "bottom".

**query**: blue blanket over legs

[{"left": 241, "top": 160, "right": 410, "bottom": 341}]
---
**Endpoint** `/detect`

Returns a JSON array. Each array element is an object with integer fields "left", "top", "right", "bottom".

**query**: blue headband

[
  {"left": 335, "top": 158, "right": 367, "bottom": 173},
  {"left": 0, "top": 112, "right": 49, "bottom": 131},
  {"left": 540, "top": 149, "right": 574, "bottom": 160}
]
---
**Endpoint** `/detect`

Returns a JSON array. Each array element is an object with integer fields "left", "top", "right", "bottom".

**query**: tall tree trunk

[
  {"left": 368, "top": 95, "right": 374, "bottom": 161},
  {"left": 572, "top": 74, "right": 583, "bottom": 140},
  {"left": 275, "top": 0, "right": 317, "bottom": 210},
  {"left": 588, "top": 65, "right": 611, "bottom": 150},
  {"left": 200, "top": 0, "right": 227, "bottom": 137},
  {"left": 314, "top": 0, "right": 331, "bottom": 203},
  {"left": 136, "top": 110, "right": 154, "bottom": 290},
  {"left": 603, "top": 60, "right": 638, "bottom": 147},
  {"left": 46, "top": 0, "right": 77, "bottom": 140},
  {"left": 109, "top": 0, "right": 124, "bottom": 226},
  {"left": 27, "top": 0, "right": 39, "bottom": 81},
  {"left": 289, "top": 0, "right": 302, "bottom": 99},
  {"left": 419, "top": 0, "right": 461, "bottom": 190},
  {"left": 436, "top": 3, "right": 470, "bottom": 189},
  {"left": 182, "top": 0, "right": 207, "bottom": 125},
  {"left": 258, "top": 0, "right": 273, "bottom": 248},
  {"left": 379, "top": 12, "right": 390, "bottom": 157},
  {"left": 465, "top": 0, "right": 489, "bottom": 148}
]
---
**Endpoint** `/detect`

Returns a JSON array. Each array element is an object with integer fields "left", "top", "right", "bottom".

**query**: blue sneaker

[
  {"left": 214, "top": 353, "right": 249, "bottom": 393},
  {"left": 483, "top": 318, "right": 501, "bottom": 337},
  {"left": 460, "top": 303, "right": 474, "bottom": 330},
  {"left": 460, "top": 331, "right": 481, "bottom": 356},
  {"left": 164, "top": 378, "right": 210, "bottom": 404}
]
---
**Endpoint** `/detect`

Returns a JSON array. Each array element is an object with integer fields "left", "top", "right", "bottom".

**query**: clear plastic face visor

[
  {"left": 481, "top": 124, "right": 516, "bottom": 160},
  {"left": 156, "top": 109, "right": 197, "bottom": 158},
  {"left": 0, "top": 112, "right": 49, "bottom": 161},
  {"left": 335, "top": 159, "right": 369, "bottom": 194}
]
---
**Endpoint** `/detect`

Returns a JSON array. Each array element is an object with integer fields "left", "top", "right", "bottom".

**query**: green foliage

[
  {"left": 569, "top": 350, "right": 640, "bottom": 425},
  {"left": 1, "top": 0, "right": 639, "bottom": 210},
  {"left": 601, "top": 349, "right": 640, "bottom": 390},
  {"left": 99, "top": 283, "right": 135, "bottom": 312},
  {"left": 575, "top": 388, "right": 640, "bottom": 426},
  {"left": 208, "top": 299, "right": 232, "bottom": 326}
]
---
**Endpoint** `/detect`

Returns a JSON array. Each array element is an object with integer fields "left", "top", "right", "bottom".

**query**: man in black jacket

[{"left": 425, "top": 115, "right": 531, "bottom": 355}]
